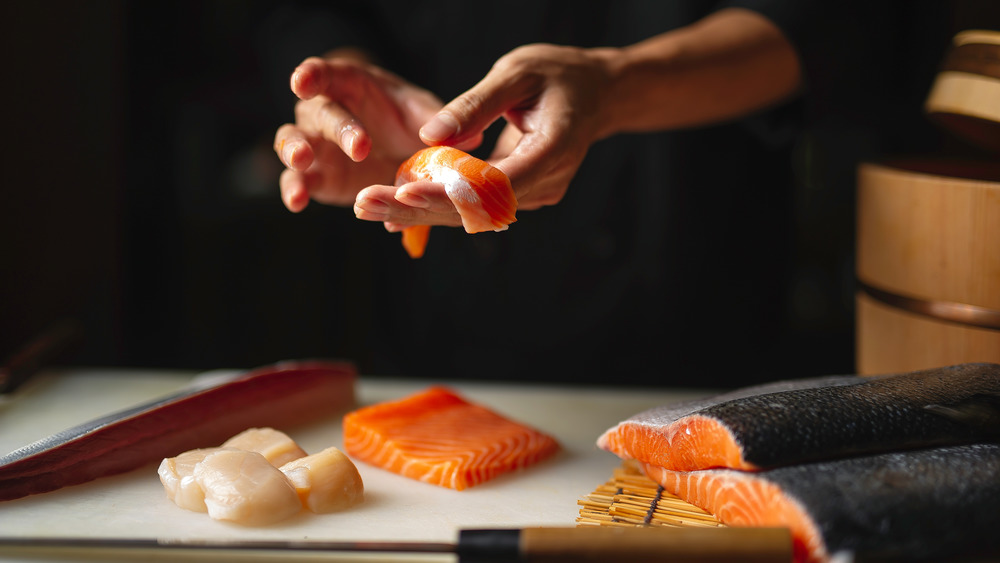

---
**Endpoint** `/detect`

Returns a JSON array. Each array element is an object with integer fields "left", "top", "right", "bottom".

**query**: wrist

[{"left": 585, "top": 46, "right": 629, "bottom": 140}]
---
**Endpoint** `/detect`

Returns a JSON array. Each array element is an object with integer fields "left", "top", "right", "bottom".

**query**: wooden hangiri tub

[
  {"left": 856, "top": 29, "right": 1000, "bottom": 375},
  {"left": 855, "top": 159, "right": 1000, "bottom": 374}
]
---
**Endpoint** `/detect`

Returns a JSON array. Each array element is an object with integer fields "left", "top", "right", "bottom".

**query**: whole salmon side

[
  {"left": 641, "top": 443, "right": 1000, "bottom": 563},
  {"left": 598, "top": 363, "right": 1000, "bottom": 471}
]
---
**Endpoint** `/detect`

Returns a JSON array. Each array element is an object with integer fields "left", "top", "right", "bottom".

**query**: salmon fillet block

[{"left": 343, "top": 387, "right": 558, "bottom": 490}]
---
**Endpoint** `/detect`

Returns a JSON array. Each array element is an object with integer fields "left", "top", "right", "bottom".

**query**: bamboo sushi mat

[{"left": 576, "top": 461, "right": 724, "bottom": 528}]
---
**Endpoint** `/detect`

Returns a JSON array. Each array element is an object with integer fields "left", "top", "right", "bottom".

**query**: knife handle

[{"left": 459, "top": 526, "right": 792, "bottom": 563}]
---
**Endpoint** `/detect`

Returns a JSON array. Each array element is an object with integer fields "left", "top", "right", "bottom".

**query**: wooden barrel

[
  {"left": 855, "top": 159, "right": 1000, "bottom": 375},
  {"left": 925, "top": 29, "right": 1000, "bottom": 151}
]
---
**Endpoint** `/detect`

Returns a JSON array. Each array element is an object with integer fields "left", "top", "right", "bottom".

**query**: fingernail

[
  {"left": 286, "top": 193, "right": 307, "bottom": 213},
  {"left": 291, "top": 68, "right": 315, "bottom": 99},
  {"left": 341, "top": 129, "right": 356, "bottom": 158},
  {"left": 396, "top": 190, "right": 430, "bottom": 208},
  {"left": 354, "top": 206, "right": 388, "bottom": 222},
  {"left": 420, "top": 112, "right": 459, "bottom": 142},
  {"left": 358, "top": 197, "right": 389, "bottom": 213},
  {"left": 290, "top": 69, "right": 306, "bottom": 96}
]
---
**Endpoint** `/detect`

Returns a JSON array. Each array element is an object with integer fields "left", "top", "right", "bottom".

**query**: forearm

[{"left": 596, "top": 7, "right": 802, "bottom": 137}]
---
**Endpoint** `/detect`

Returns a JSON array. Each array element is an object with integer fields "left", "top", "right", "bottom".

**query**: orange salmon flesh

[
  {"left": 342, "top": 386, "right": 558, "bottom": 490},
  {"left": 395, "top": 146, "right": 517, "bottom": 258}
]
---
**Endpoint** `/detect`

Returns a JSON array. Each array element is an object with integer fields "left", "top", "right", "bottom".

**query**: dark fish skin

[
  {"left": 643, "top": 443, "right": 1000, "bottom": 562},
  {"left": 622, "top": 374, "right": 865, "bottom": 426},
  {"left": 759, "top": 443, "right": 1000, "bottom": 561},
  {"left": 700, "top": 363, "right": 1000, "bottom": 468},
  {"left": 924, "top": 392, "right": 1000, "bottom": 438},
  {"left": 0, "top": 361, "right": 356, "bottom": 501}
]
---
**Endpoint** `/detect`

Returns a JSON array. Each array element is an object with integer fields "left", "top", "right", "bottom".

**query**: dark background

[{"left": 1, "top": 1, "right": 996, "bottom": 387}]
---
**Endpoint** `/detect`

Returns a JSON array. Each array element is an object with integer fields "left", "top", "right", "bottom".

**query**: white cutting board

[{"left": 0, "top": 368, "right": 709, "bottom": 562}]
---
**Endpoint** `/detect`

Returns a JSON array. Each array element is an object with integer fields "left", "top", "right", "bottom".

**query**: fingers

[
  {"left": 492, "top": 124, "right": 583, "bottom": 210},
  {"left": 419, "top": 58, "right": 537, "bottom": 146},
  {"left": 354, "top": 183, "right": 462, "bottom": 228},
  {"left": 279, "top": 168, "right": 312, "bottom": 213},
  {"left": 274, "top": 124, "right": 315, "bottom": 170},
  {"left": 275, "top": 124, "right": 318, "bottom": 212},
  {"left": 289, "top": 57, "right": 340, "bottom": 100},
  {"left": 289, "top": 58, "right": 376, "bottom": 162},
  {"left": 394, "top": 181, "right": 457, "bottom": 213},
  {"left": 451, "top": 132, "right": 486, "bottom": 153},
  {"left": 276, "top": 134, "right": 363, "bottom": 212},
  {"left": 490, "top": 122, "right": 523, "bottom": 162},
  {"left": 292, "top": 56, "right": 383, "bottom": 104},
  {"left": 293, "top": 98, "right": 371, "bottom": 162}
]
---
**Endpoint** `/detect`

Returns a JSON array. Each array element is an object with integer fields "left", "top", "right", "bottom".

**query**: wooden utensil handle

[{"left": 459, "top": 527, "right": 792, "bottom": 563}]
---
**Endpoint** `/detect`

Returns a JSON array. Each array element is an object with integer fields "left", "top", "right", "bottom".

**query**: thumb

[{"left": 418, "top": 70, "right": 528, "bottom": 146}]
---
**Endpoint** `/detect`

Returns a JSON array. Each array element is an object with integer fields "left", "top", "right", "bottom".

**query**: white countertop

[{"left": 0, "top": 368, "right": 710, "bottom": 562}]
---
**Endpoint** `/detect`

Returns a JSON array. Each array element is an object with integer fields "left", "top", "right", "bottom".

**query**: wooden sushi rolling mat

[{"left": 577, "top": 461, "right": 723, "bottom": 528}]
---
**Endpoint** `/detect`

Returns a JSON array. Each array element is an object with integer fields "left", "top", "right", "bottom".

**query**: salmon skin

[
  {"left": 641, "top": 443, "right": 1000, "bottom": 563},
  {"left": 0, "top": 360, "right": 356, "bottom": 501},
  {"left": 342, "top": 386, "right": 558, "bottom": 490},
  {"left": 395, "top": 146, "right": 517, "bottom": 258},
  {"left": 598, "top": 363, "right": 1000, "bottom": 471}
]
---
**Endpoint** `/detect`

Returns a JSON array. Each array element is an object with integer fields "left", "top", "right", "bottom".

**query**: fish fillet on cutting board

[
  {"left": 0, "top": 373, "right": 711, "bottom": 552},
  {"left": 598, "top": 363, "right": 1000, "bottom": 471},
  {"left": 342, "top": 386, "right": 559, "bottom": 490},
  {"left": 641, "top": 443, "right": 1000, "bottom": 563},
  {"left": 0, "top": 361, "right": 356, "bottom": 501}
]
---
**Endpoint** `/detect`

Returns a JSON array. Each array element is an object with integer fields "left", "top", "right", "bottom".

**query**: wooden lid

[{"left": 925, "top": 30, "right": 1000, "bottom": 152}]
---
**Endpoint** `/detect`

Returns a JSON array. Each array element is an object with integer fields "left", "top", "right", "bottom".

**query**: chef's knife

[{"left": 0, "top": 526, "right": 793, "bottom": 562}]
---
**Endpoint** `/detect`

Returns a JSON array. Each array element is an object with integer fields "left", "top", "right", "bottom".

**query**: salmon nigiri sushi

[{"left": 395, "top": 146, "right": 517, "bottom": 258}]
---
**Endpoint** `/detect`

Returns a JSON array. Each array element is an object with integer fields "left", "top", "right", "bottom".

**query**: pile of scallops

[{"left": 158, "top": 427, "right": 364, "bottom": 526}]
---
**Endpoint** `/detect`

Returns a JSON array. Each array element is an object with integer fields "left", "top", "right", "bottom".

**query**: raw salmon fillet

[
  {"left": 598, "top": 363, "right": 1000, "bottom": 471},
  {"left": 641, "top": 443, "right": 1000, "bottom": 563},
  {"left": 342, "top": 386, "right": 558, "bottom": 490},
  {"left": 395, "top": 146, "right": 517, "bottom": 258}
]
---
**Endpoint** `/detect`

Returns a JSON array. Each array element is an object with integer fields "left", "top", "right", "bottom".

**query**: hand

[
  {"left": 353, "top": 43, "right": 617, "bottom": 229},
  {"left": 273, "top": 55, "right": 450, "bottom": 212},
  {"left": 352, "top": 8, "right": 802, "bottom": 230}
]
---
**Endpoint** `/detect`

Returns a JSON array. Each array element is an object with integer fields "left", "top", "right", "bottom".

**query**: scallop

[
  {"left": 193, "top": 449, "right": 302, "bottom": 526},
  {"left": 221, "top": 427, "right": 307, "bottom": 467},
  {"left": 280, "top": 446, "right": 364, "bottom": 513},
  {"left": 157, "top": 447, "right": 227, "bottom": 512}
]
